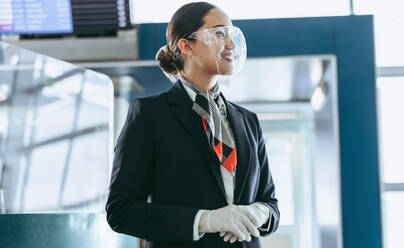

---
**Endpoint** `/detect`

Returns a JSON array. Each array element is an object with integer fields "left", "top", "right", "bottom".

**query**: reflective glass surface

[
  {"left": 220, "top": 55, "right": 341, "bottom": 248},
  {"left": 0, "top": 41, "right": 114, "bottom": 213}
]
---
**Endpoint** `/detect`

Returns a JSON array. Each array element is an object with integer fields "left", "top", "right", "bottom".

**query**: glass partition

[
  {"left": 219, "top": 55, "right": 341, "bottom": 248},
  {"left": 0, "top": 41, "right": 114, "bottom": 214}
]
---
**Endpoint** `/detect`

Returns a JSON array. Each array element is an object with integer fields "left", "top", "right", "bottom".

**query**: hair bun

[{"left": 156, "top": 45, "right": 178, "bottom": 75}]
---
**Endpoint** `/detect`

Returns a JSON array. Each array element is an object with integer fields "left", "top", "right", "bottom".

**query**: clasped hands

[{"left": 199, "top": 203, "right": 268, "bottom": 243}]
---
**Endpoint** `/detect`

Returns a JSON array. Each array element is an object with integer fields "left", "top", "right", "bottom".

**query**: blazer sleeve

[
  {"left": 252, "top": 112, "right": 280, "bottom": 237},
  {"left": 105, "top": 98, "right": 200, "bottom": 244}
]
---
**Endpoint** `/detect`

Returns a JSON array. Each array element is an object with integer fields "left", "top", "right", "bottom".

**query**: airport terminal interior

[{"left": 0, "top": 1, "right": 403, "bottom": 248}]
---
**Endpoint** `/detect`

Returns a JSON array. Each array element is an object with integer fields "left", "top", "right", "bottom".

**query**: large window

[
  {"left": 130, "top": 0, "right": 350, "bottom": 23},
  {"left": 376, "top": 76, "right": 404, "bottom": 248},
  {"left": 354, "top": 1, "right": 404, "bottom": 247},
  {"left": 354, "top": 0, "right": 404, "bottom": 248},
  {"left": 354, "top": 0, "right": 404, "bottom": 66}
]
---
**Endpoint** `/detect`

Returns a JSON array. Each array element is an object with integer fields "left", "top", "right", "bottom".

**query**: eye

[{"left": 215, "top": 30, "right": 225, "bottom": 38}]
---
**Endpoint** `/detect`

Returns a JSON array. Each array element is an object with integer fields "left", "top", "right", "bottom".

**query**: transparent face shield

[{"left": 187, "top": 25, "right": 247, "bottom": 76}]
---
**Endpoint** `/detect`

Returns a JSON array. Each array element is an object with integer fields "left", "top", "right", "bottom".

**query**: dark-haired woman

[{"left": 106, "top": 2, "right": 279, "bottom": 248}]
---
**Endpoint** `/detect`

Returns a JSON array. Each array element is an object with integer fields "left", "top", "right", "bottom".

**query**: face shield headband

[{"left": 187, "top": 25, "right": 247, "bottom": 76}]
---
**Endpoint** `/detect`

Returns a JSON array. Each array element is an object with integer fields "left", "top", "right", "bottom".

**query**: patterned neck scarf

[{"left": 179, "top": 77, "right": 237, "bottom": 173}]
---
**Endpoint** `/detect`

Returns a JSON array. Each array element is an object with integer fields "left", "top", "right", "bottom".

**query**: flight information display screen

[
  {"left": 0, "top": 0, "right": 73, "bottom": 34},
  {"left": 70, "top": 0, "right": 132, "bottom": 36}
]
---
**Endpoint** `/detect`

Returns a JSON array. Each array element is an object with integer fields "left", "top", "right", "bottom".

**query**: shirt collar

[
  {"left": 179, "top": 76, "right": 227, "bottom": 116},
  {"left": 180, "top": 77, "right": 197, "bottom": 102}
]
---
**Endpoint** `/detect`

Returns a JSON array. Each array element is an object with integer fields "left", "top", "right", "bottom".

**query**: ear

[{"left": 177, "top": 38, "right": 194, "bottom": 56}]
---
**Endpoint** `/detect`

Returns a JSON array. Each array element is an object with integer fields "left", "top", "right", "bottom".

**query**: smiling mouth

[{"left": 221, "top": 53, "right": 234, "bottom": 62}]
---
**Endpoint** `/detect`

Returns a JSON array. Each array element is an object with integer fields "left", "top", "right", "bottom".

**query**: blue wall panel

[
  {"left": 333, "top": 16, "right": 381, "bottom": 247},
  {"left": 235, "top": 18, "right": 334, "bottom": 57},
  {"left": 138, "top": 23, "right": 168, "bottom": 61}
]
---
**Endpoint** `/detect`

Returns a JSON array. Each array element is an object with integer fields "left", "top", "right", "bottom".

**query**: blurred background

[{"left": 0, "top": 1, "right": 403, "bottom": 248}]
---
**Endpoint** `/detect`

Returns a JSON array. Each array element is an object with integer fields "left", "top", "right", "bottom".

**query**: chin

[
  {"left": 216, "top": 61, "right": 230, "bottom": 71},
  {"left": 219, "top": 66, "right": 234, "bottom": 75}
]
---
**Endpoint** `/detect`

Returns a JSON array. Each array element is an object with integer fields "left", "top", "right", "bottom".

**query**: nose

[{"left": 224, "top": 36, "right": 236, "bottom": 50}]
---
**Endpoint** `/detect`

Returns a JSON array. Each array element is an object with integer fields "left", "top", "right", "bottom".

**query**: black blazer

[{"left": 106, "top": 80, "right": 279, "bottom": 248}]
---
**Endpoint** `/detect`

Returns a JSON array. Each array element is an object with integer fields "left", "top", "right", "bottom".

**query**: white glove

[
  {"left": 220, "top": 203, "right": 269, "bottom": 243},
  {"left": 198, "top": 204, "right": 260, "bottom": 242}
]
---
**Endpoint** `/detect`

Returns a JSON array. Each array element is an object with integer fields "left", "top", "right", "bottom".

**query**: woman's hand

[
  {"left": 220, "top": 231, "right": 242, "bottom": 243},
  {"left": 198, "top": 204, "right": 259, "bottom": 241},
  {"left": 219, "top": 203, "right": 269, "bottom": 243}
]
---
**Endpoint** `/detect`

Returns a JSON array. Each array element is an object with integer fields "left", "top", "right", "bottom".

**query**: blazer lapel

[
  {"left": 167, "top": 80, "right": 227, "bottom": 201},
  {"left": 220, "top": 92, "right": 252, "bottom": 205}
]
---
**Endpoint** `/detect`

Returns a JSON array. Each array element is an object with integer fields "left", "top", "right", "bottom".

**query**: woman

[{"left": 106, "top": 2, "right": 279, "bottom": 248}]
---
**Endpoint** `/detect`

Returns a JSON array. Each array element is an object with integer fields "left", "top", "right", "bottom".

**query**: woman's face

[{"left": 189, "top": 8, "right": 235, "bottom": 75}]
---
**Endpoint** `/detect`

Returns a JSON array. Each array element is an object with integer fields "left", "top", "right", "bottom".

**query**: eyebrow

[{"left": 213, "top": 24, "right": 226, "bottom": 28}]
